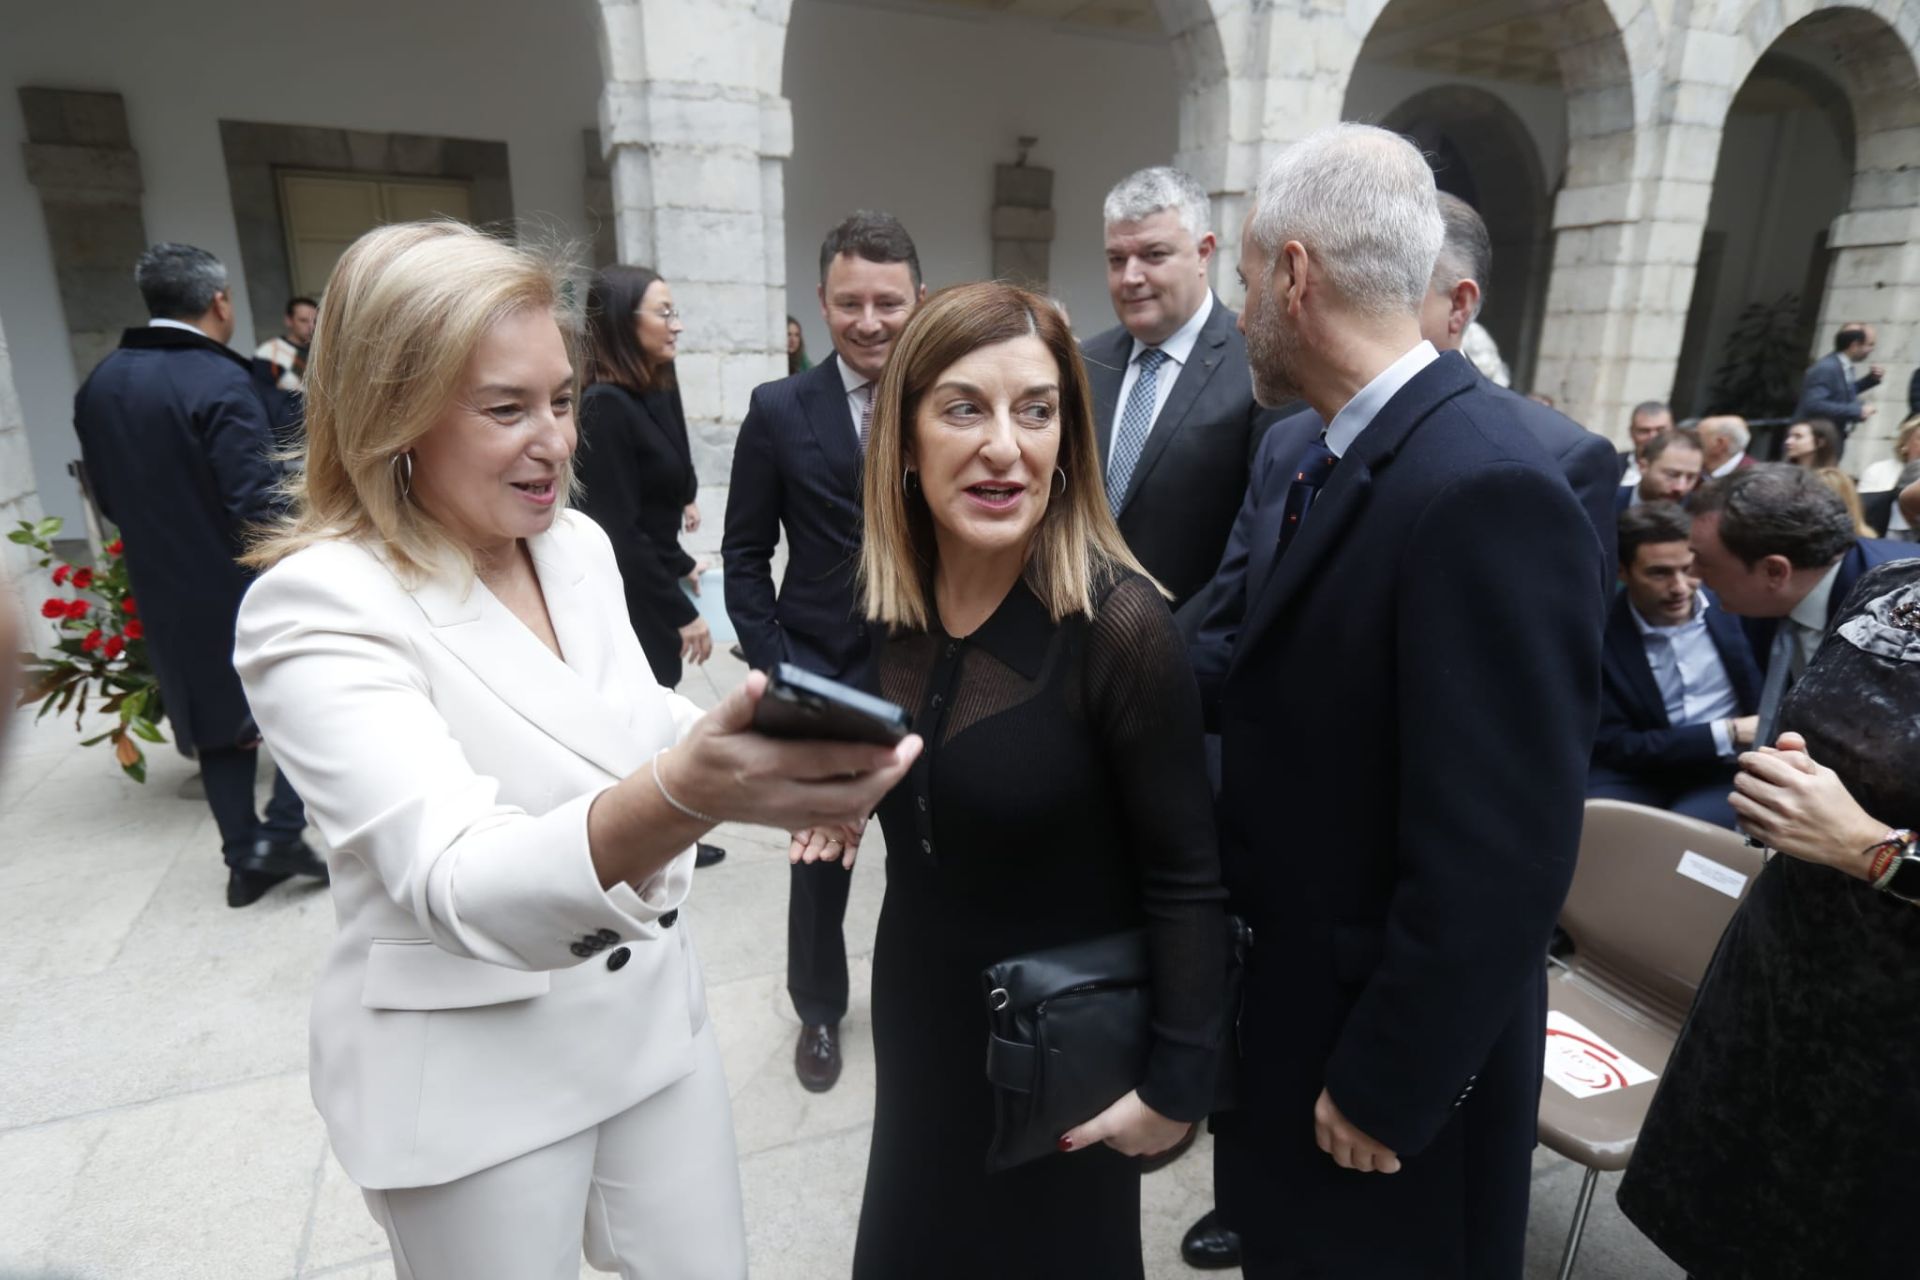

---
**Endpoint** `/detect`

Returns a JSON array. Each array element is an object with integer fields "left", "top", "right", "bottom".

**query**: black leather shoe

[
  {"left": 232, "top": 839, "right": 329, "bottom": 883},
  {"left": 1139, "top": 1123, "right": 1197, "bottom": 1172},
  {"left": 226, "top": 866, "right": 293, "bottom": 908},
  {"left": 1180, "top": 1210, "right": 1242, "bottom": 1270},
  {"left": 695, "top": 842, "right": 727, "bottom": 868},
  {"left": 795, "top": 1022, "right": 842, "bottom": 1093}
]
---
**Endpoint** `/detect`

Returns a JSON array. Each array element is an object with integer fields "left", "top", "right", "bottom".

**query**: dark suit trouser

[
  {"left": 788, "top": 859, "right": 853, "bottom": 1025},
  {"left": 1587, "top": 767, "right": 1737, "bottom": 830},
  {"left": 201, "top": 746, "right": 307, "bottom": 865}
]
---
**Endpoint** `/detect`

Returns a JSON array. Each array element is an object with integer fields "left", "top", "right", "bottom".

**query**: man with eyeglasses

[
  {"left": 72, "top": 243, "right": 326, "bottom": 908},
  {"left": 723, "top": 211, "right": 926, "bottom": 1094}
]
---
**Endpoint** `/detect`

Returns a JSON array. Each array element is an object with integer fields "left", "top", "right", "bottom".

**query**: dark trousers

[
  {"left": 788, "top": 858, "right": 852, "bottom": 1025},
  {"left": 200, "top": 745, "right": 308, "bottom": 865},
  {"left": 1587, "top": 766, "right": 1738, "bottom": 829}
]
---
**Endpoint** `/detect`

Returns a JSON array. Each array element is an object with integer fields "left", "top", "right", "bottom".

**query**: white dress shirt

[
  {"left": 837, "top": 357, "right": 873, "bottom": 440},
  {"left": 1629, "top": 593, "right": 1742, "bottom": 757},
  {"left": 1107, "top": 290, "right": 1215, "bottom": 451},
  {"left": 1710, "top": 453, "right": 1748, "bottom": 479},
  {"left": 1324, "top": 340, "right": 1440, "bottom": 458},
  {"left": 148, "top": 317, "right": 207, "bottom": 336}
]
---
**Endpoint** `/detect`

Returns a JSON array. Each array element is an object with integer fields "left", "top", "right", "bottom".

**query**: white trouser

[{"left": 363, "top": 1023, "right": 745, "bottom": 1280}]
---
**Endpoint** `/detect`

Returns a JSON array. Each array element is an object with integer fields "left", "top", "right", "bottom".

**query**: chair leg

[{"left": 1555, "top": 1165, "right": 1601, "bottom": 1280}]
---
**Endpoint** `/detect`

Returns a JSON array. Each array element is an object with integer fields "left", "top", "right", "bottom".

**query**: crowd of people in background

[{"left": 2, "top": 119, "right": 1916, "bottom": 1280}]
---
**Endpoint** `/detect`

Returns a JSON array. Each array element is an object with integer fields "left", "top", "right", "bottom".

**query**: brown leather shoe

[
  {"left": 795, "top": 1022, "right": 842, "bottom": 1093},
  {"left": 1139, "top": 1122, "right": 1197, "bottom": 1173}
]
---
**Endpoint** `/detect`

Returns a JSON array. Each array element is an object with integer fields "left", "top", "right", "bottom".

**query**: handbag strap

[{"left": 986, "top": 1032, "right": 1035, "bottom": 1093}]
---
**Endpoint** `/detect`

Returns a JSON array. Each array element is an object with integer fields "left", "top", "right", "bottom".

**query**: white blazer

[{"left": 235, "top": 511, "right": 711, "bottom": 1190}]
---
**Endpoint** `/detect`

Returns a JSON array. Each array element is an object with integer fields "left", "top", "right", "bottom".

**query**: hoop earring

[
  {"left": 1052, "top": 466, "right": 1067, "bottom": 496},
  {"left": 902, "top": 467, "right": 918, "bottom": 493},
  {"left": 391, "top": 451, "right": 414, "bottom": 501}
]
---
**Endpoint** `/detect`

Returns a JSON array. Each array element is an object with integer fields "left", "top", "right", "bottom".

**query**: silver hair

[
  {"left": 1701, "top": 416, "right": 1752, "bottom": 452},
  {"left": 135, "top": 242, "right": 228, "bottom": 320},
  {"left": 1249, "top": 124, "right": 1444, "bottom": 318},
  {"left": 1431, "top": 192, "right": 1491, "bottom": 322},
  {"left": 1103, "top": 166, "right": 1211, "bottom": 241}
]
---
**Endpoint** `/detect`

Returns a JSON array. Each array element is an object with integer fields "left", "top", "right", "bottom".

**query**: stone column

[
  {"left": 594, "top": 0, "right": 791, "bottom": 481},
  {"left": 0, "top": 311, "right": 53, "bottom": 651},
  {"left": 17, "top": 88, "right": 148, "bottom": 384},
  {"left": 991, "top": 158, "right": 1055, "bottom": 293}
]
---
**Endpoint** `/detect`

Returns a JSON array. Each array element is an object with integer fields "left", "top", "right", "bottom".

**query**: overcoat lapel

[
  {"left": 411, "top": 528, "right": 648, "bottom": 781},
  {"left": 1117, "top": 321, "right": 1227, "bottom": 515},
  {"left": 800, "top": 355, "right": 862, "bottom": 496}
]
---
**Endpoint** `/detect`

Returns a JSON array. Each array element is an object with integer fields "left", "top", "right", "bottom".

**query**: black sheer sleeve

[
  {"left": 1083, "top": 572, "right": 1231, "bottom": 1120},
  {"left": 575, "top": 386, "right": 699, "bottom": 634}
]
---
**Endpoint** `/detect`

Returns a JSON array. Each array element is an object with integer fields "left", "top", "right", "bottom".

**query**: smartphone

[{"left": 753, "top": 663, "right": 911, "bottom": 747}]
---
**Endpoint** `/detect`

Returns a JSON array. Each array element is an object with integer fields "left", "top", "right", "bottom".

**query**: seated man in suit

[
  {"left": 1618, "top": 428, "right": 1704, "bottom": 512},
  {"left": 1084, "top": 165, "right": 1276, "bottom": 612},
  {"left": 1795, "top": 323, "right": 1882, "bottom": 448},
  {"left": 1687, "top": 464, "right": 1913, "bottom": 744},
  {"left": 1699, "top": 414, "right": 1755, "bottom": 478},
  {"left": 1589, "top": 503, "right": 1761, "bottom": 829},
  {"left": 1618, "top": 400, "right": 1674, "bottom": 485}
]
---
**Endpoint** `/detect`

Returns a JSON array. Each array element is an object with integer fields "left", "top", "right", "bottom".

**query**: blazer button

[
  {"left": 659, "top": 909, "right": 679, "bottom": 929},
  {"left": 570, "top": 942, "right": 594, "bottom": 958},
  {"left": 596, "top": 928, "right": 620, "bottom": 944},
  {"left": 606, "top": 946, "right": 631, "bottom": 972}
]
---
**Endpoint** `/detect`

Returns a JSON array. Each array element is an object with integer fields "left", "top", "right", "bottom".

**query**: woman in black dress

[
  {"left": 1617, "top": 557, "right": 1920, "bottom": 1278},
  {"left": 578, "top": 265, "right": 710, "bottom": 688},
  {"left": 793, "top": 282, "right": 1230, "bottom": 1278}
]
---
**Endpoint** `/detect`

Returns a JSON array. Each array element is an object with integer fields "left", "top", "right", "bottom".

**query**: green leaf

[
  {"left": 33, "top": 516, "right": 63, "bottom": 539},
  {"left": 129, "top": 716, "right": 166, "bottom": 743},
  {"left": 80, "top": 727, "right": 115, "bottom": 745},
  {"left": 123, "top": 687, "right": 148, "bottom": 720},
  {"left": 5, "top": 529, "right": 31, "bottom": 545}
]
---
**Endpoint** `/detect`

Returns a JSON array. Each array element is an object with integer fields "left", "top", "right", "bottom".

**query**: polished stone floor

[{"left": 0, "top": 554, "right": 1679, "bottom": 1279}]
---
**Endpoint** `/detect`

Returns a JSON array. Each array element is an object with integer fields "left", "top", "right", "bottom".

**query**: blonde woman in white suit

[{"left": 235, "top": 222, "right": 920, "bottom": 1280}]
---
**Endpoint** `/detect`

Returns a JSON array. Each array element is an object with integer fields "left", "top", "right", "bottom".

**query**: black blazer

[
  {"left": 721, "top": 354, "right": 871, "bottom": 683},
  {"left": 1502, "top": 389, "right": 1619, "bottom": 590},
  {"left": 1593, "top": 590, "right": 1762, "bottom": 777},
  {"left": 1214, "top": 352, "right": 1604, "bottom": 1269},
  {"left": 574, "top": 381, "right": 700, "bottom": 685},
  {"left": 1083, "top": 296, "right": 1276, "bottom": 611},
  {"left": 1742, "top": 537, "right": 1914, "bottom": 671},
  {"left": 72, "top": 325, "right": 283, "bottom": 749}
]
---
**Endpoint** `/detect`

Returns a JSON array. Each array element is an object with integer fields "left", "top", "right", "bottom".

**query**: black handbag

[{"left": 979, "top": 916, "right": 1250, "bottom": 1172}]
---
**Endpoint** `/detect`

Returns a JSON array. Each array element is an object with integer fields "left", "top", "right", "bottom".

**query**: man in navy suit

[
  {"left": 1687, "top": 464, "right": 1911, "bottom": 744},
  {"left": 1795, "top": 323, "right": 1882, "bottom": 450},
  {"left": 1083, "top": 166, "right": 1277, "bottom": 612},
  {"left": 1212, "top": 125, "right": 1603, "bottom": 1279},
  {"left": 722, "top": 211, "right": 925, "bottom": 1093},
  {"left": 1590, "top": 503, "right": 1761, "bottom": 828}
]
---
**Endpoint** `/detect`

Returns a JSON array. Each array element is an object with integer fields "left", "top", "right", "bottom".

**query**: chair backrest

[{"left": 1560, "top": 800, "right": 1766, "bottom": 1024}]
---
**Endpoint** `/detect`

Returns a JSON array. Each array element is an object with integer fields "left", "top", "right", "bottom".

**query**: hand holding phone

[{"left": 752, "top": 663, "right": 911, "bottom": 747}]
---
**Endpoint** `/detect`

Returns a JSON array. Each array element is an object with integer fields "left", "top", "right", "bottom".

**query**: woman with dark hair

[
  {"left": 785, "top": 314, "right": 809, "bottom": 375},
  {"left": 578, "top": 265, "right": 725, "bottom": 866},
  {"left": 796, "top": 282, "right": 1229, "bottom": 1277},
  {"left": 1782, "top": 417, "right": 1841, "bottom": 470}
]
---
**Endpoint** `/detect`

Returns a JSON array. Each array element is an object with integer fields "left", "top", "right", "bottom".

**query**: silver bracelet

[{"left": 650, "top": 749, "right": 720, "bottom": 825}]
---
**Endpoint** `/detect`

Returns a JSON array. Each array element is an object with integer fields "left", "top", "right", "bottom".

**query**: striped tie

[
  {"left": 1106, "top": 348, "right": 1169, "bottom": 513},
  {"left": 858, "top": 385, "right": 874, "bottom": 451}
]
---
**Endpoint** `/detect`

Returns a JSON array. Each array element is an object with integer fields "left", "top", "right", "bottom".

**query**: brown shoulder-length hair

[
  {"left": 583, "top": 264, "right": 674, "bottom": 394},
  {"left": 861, "top": 281, "right": 1156, "bottom": 629}
]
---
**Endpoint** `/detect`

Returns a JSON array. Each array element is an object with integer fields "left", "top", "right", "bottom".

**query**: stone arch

[{"left": 1379, "top": 85, "right": 1553, "bottom": 385}]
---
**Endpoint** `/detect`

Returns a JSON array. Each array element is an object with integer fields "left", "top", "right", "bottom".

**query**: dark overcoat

[{"left": 72, "top": 325, "right": 282, "bottom": 749}]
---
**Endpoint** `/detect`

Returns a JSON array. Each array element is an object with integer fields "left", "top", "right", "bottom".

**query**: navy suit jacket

[
  {"left": 1795, "top": 352, "right": 1870, "bottom": 430},
  {"left": 1500, "top": 388, "right": 1618, "bottom": 590},
  {"left": 721, "top": 354, "right": 871, "bottom": 683},
  {"left": 1215, "top": 351, "right": 1604, "bottom": 1266},
  {"left": 1083, "top": 296, "right": 1277, "bottom": 610},
  {"left": 1741, "top": 538, "right": 1914, "bottom": 674},
  {"left": 73, "top": 325, "right": 284, "bottom": 749},
  {"left": 1593, "top": 591, "right": 1762, "bottom": 777}
]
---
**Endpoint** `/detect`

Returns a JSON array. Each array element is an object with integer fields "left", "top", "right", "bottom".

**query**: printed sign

[
  {"left": 1676, "top": 850, "right": 1747, "bottom": 899},
  {"left": 1544, "top": 1010, "right": 1659, "bottom": 1099}
]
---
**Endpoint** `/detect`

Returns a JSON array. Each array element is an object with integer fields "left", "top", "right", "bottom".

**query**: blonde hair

[
  {"left": 861, "top": 281, "right": 1155, "bottom": 630},
  {"left": 1894, "top": 414, "right": 1920, "bottom": 462},
  {"left": 245, "top": 221, "right": 581, "bottom": 579},
  {"left": 1815, "top": 466, "right": 1876, "bottom": 537}
]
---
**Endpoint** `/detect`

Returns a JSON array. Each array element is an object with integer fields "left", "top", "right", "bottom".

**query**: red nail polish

[{"left": 1058, "top": 1136, "right": 1073, "bottom": 1152}]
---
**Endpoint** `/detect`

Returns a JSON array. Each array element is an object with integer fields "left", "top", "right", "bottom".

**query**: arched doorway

[{"left": 1678, "top": 5, "right": 1920, "bottom": 465}]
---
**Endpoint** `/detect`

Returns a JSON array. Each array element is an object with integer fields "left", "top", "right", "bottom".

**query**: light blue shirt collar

[{"left": 1323, "top": 341, "right": 1440, "bottom": 458}]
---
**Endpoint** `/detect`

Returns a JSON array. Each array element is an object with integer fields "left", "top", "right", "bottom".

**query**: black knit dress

[
  {"left": 851, "top": 572, "right": 1229, "bottom": 1279},
  {"left": 1618, "top": 558, "right": 1920, "bottom": 1278}
]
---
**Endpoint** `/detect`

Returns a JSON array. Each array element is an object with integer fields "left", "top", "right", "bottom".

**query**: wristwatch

[{"left": 1866, "top": 829, "right": 1920, "bottom": 903}]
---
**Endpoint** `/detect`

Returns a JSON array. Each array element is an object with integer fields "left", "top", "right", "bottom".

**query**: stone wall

[{"left": 0, "top": 311, "right": 52, "bottom": 652}]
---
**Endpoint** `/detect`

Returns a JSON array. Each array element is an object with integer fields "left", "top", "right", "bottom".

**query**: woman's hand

[
  {"left": 1731, "top": 732, "right": 1888, "bottom": 878},
  {"left": 679, "top": 616, "right": 713, "bottom": 665},
  {"left": 662, "top": 671, "right": 920, "bottom": 834},
  {"left": 1059, "top": 1090, "right": 1190, "bottom": 1159},
  {"left": 683, "top": 503, "right": 701, "bottom": 533},
  {"left": 789, "top": 821, "right": 866, "bottom": 869}
]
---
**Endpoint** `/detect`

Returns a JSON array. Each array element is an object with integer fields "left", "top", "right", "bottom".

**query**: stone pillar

[
  {"left": 583, "top": 128, "right": 617, "bottom": 270},
  {"left": 0, "top": 311, "right": 54, "bottom": 651},
  {"left": 17, "top": 88, "right": 148, "bottom": 384},
  {"left": 594, "top": 0, "right": 791, "bottom": 481},
  {"left": 991, "top": 158, "right": 1055, "bottom": 293}
]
